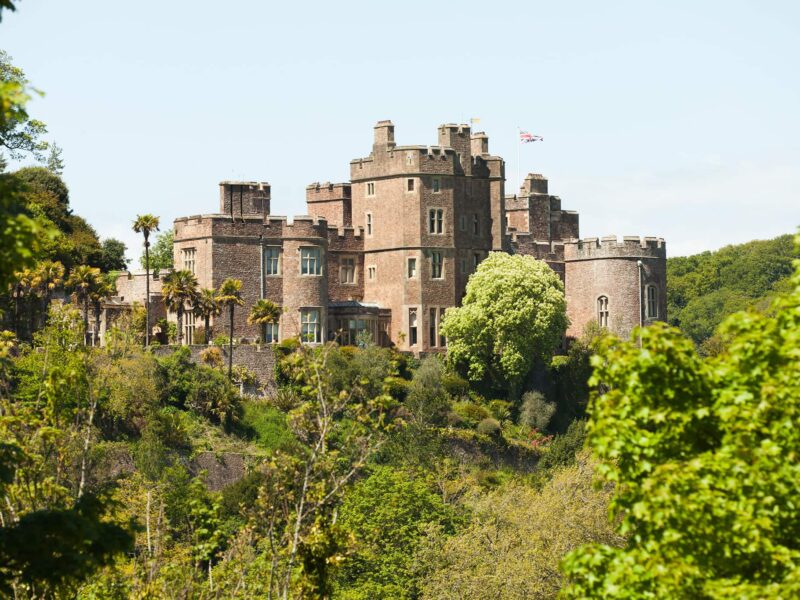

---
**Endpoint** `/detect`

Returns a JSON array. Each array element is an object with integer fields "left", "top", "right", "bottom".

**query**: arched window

[
  {"left": 597, "top": 296, "right": 609, "bottom": 328},
  {"left": 646, "top": 285, "right": 658, "bottom": 319}
]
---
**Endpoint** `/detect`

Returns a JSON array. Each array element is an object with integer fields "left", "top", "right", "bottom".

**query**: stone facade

[{"left": 157, "top": 120, "right": 666, "bottom": 351}]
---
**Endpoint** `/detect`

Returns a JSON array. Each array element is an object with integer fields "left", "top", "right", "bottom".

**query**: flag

[
  {"left": 470, "top": 117, "right": 481, "bottom": 127},
  {"left": 520, "top": 130, "right": 543, "bottom": 143}
]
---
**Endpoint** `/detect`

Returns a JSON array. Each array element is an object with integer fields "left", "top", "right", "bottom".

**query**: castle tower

[{"left": 219, "top": 181, "right": 270, "bottom": 220}]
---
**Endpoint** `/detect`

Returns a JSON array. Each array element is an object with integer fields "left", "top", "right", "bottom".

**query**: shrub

[
  {"left": 212, "top": 334, "right": 230, "bottom": 347},
  {"left": 488, "top": 399, "right": 512, "bottom": 421},
  {"left": 477, "top": 417, "right": 502, "bottom": 436},
  {"left": 452, "top": 401, "right": 491, "bottom": 428},
  {"left": 519, "top": 391, "right": 556, "bottom": 431},
  {"left": 200, "top": 346, "right": 223, "bottom": 368}
]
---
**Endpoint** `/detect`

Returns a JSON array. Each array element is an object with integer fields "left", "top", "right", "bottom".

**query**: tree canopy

[
  {"left": 563, "top": 236, "right": 800, "bottom": 598},
  {"left": 140, "top": 228, "right": 173, "bottom": 271},
  {"left": 441, "top": 252, "right": 568, "bottom": 394}
]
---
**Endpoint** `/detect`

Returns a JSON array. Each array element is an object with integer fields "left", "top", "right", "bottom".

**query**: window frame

[
  {"left": 646, "top": 284, "right": 658, "bottom": 319},
  {"left": 428, "top": 208, "right": 444, "bottom": 234},
  {"left": 432, "top": 177, "right": 441, "bottom": 193},
  {"left": 339, "top": 256, "right": 356, "bottom": 285},
  {"left": 408, "top": 307, "right": 418, "bottom": 346},
  {"left": 262, "top": 321, "right": 279, "bottom": 344},
  {"left": 366, "top": 212, "right": 373, "bottom": 236},
  {"left": 367, "top": 265, "right": 376, "bottom": 281},
  {"left": 264, "top": 246, "right": 281, "bottom": 276},
  {"left": 300, "top": 308, "right": 322, "bottom": 344},
  {"left": 299, "top": 246, "right": 322, "bottom": 276},
  {"left": 182, "top": 247, "right": 196, "bottom": 275},
  {"left": 406, "top": 178, "right": 415, "bottom": 193},
  {"left": 597, "top": 295, "right": 610, "bottom": 328},
  {"left": 431, "top": 251, "right": 444, "bottom": 280},
  {"left": 366, "top": 182, "right": 375, "bottom": 197},
  {"left": 407, "top": 257, "right": 417, "bottom": 279}
]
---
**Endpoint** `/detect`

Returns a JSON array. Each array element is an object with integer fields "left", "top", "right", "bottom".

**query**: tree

[
  {"left": 132, "top": 214, "right": 160, "bottom": 347},
  {"left": 248, "top": 298, "right": 281, "bottom": 342},
  {"left": 162, "top": 270, "right": 199, "bottom": 346},
  {"left": 89, "top": 274, "right": 115, "bottom": 346},
  {"left": 562, "top": 240, "right": 800, "bottom": 598},
  {"left": 193, "top": 288, "right": 220, "bottom": 344},
  {"left": 441, "top": 252, "right": 568, "bottom": 395},
  {"left": 216, "top": 278, "right": 243, "bottom": 380},
  {"left": 419, "top": 453, "right": 622, "bottom": 599},
  {"left": 33, "top": 259, "right": 64, "bottom": 330},
  {"left": 140, "top": 229, "right": 173, "bottom": 271},
  {"left": 99, "top": 238, "right": 128, "bottom": 272},
  {"left": 0, "top": 51, "right": 48, "bottom": 161},
  {"left": 66, "top": 265, "right": 101, "bottom": 345},
  {"left": 46, "top": 141, "right": 64, "bottom": 175}
]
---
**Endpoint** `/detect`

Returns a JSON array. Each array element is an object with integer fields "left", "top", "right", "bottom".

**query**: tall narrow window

[
  {"left": 366, "top": 212, "right": 373, "bottom": 236},
  {"left": 597, "top": 296, "right": 609, "bottom": 328},
  {"left": 439, "top": 307, "right": 447, "bottom": 347},
  {"left": 301, "top": 309, "right": 321, "bottom": 344},
  {"left": 431, "top": 251, "right": 443, "bottom": 279},
  {"left": 473, "top": 253, "right": 480, "bottom": 271},
  {"left": 340, "top": 257, "right": 356, "bottom": 284},
  {"left": 184, "top": 311, "right": 195, "bottom": 345},
  {"left": 264, "top": 247, "right": 281, "bottom": 276},
  {"left": 263, "top": 321, "right": 279, "bottom": 344},
  {"left": 182, "top": 248, "right": 196, "bottom": 274},
  {"left": 407, "top": 178, "right": 415, "bottom": 192},
  {"left": 367, "top": 265, "right": 376, "bottom": 280},
  {"left": 428, "top": 209, "right": 444, "bottom": 234},
  {"left": 407, "top": 257, "right": 417, "bottom": 278},
  {"left": 459, "top": 214, "right": 467, "bottom": 231},
  {"left": 300, "top": 247, "right": 322, "bottom": 275},
  {"left": 409, "top": 308, "right": 418, "bottom": 346},
  {"left": 472, "top": 214, "right": 480, "bottom": 235},
  {"left": 646, "top": 285, "right": 658, "bottom": 318},
  {"left": 432, "top": 178, "right": 441, "bottom": 193},
  {"left": 429, "top": 307, "right": 438, "bottom": 347},
  {"left": 366, "top": 182, "right": 375, "bottom": 196}
]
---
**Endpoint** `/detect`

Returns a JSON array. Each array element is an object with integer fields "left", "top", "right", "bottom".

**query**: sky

[{"left": 2, "top": 0, "right": 799, "bottom": 261}]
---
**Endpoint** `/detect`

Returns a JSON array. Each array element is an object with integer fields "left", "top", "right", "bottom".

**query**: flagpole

[{"left": 516, "top": 126, "right": 520, "bottom": 196}]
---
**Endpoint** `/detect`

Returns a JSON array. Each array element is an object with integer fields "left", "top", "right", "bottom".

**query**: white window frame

[
  {"left": 184, "top": 310, "right": 195, "bottom": 345},
  {"left": 339, "top": 256, "right": 356, "bottom": 284},
  {"left": 182, "top": 247, "right": 196, "bottom": 274},
  {"left": 300, "top": 246, "right": 322, "bottom": 276},
  {"left": 262, "top": 321, "right": 279, "bottom": 344},
  {"left": 407, "top": 257, "right": 417, "bottom": 279},
  {"left": 408, "top": 307, "right": 418, "bottom": 346},
  {"left": 300, "top": 308, "right": 322, "bottom": 344},
  {"left": 428, "top": 208, "right": 444, "bottom": 234},
  {"left": 264, "top": 246, "right": 281, "bottom": 276},
  {"left": 598, "top": 296, "right": 609, "bottom": 328},
  {"left": 366, "top": 212, "right": 373, "bottom": 236}
]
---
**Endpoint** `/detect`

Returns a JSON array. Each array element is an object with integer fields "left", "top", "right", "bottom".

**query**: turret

[{"left": 219, "top": 181, "right": 270, "bottom": 219}]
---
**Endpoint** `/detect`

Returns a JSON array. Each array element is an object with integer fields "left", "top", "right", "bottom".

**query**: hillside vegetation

[{"left": 667, "top": 233, "right": 797, "bottom": 348}]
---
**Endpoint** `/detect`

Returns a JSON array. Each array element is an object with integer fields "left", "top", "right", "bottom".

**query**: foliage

[
  {"left": 563, "top": 243, "right": 800, "bottom": 598},
  {"left": 193, "top": 287, "right": 221, "bottom": 343},
  {"left": 441, "top": 252, "right": 568, "bottom": 395},
  {"left": 667, "top": 233, "right": 796, "bottom": 346},
  {"left": 476, "top": 417, "right": 502, "bottom": 436},
  {"left": 161, "top": 269, "right": 199, "bottom": 345},
  {"left": 236, "top": 400, "right": 296, "bottom": 453},
  {"left": 98, "top": 238, "right": 127, "bottom": 272},
  {"left": 334, "top": 466, "right": 462, "bottom": 599},
  {"left": 139, "top": 228, "right": 173, "bottom": 271},
  {"left": 0, "top": 50, "right": 48, "bottom": 161},
  {"left": 248, "top": 298, "right": 281, "bottom": 326},
  {"left": 519, "top": 390, "right": 556, "bottom": 431},
  {"left": 46, "top": 141, "right": 64, "bottom": 175},
  {"left": 419, "top": 454, "right": 622, "bottom": 599},
  {"left": 404, "top": 356, "right": 450, "bottom": 427},
  {"left": 199, "top": 345, "right": 223, "bottom": 367}
]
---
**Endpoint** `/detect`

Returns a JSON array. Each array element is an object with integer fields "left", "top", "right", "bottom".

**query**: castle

[{"left": 165, "top": 120, "right": 666, "bottom": 351}]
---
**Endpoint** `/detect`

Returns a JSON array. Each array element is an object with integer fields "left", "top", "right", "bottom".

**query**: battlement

[
  {"left": 219, "top": 181, "right": 270, "bottom": 216},
  {"left": 306, "top": 181, "right": 352, "bottom": 202},
  {"left": 564, "top": 235, "right": 666, "bottom": 260},
  {"left": 471, "top": 131, "right": 489, "bottom": 156}
]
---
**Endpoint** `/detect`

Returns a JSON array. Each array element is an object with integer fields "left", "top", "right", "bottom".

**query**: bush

[
  {"left": 213, "top": 334, "right": 230, "bottom": 347},
  {"left": 488, "top": 399, "right": 512, "bottom": 421},
  {"left": 476, "top": 417, "right": 502, "bottom": 436},
  {"left": 519, "top": 391, "right": 556, "bottom": 432},
  {"left": 200, "top": 346, "right": 223, "bottom": 368},
  {"left": 452, "top": 401, "right": 491, "bottom": 428}
]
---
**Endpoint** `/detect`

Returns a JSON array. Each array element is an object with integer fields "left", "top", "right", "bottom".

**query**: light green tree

[
  {"left": 441, "top": 252, "right": 568, "bottom": 395},
  {"left": 248, "top": 298, "right": 281, "bottom": 343},
  {"left": 132, "top": 214, "right": 160, "bottom": 347},
  {"left": 193, "top": 288, "right": 221, "bottom": 343},
  {"left": 216, "top": 278, "right": 243, "bottom": 380},
  {"left": 139, "top": 229, "right": 173, "bottom": 271},
  {"left": 162, "top": 269, "right": 199, "bottom": 346},
  {"left": 562, "top": 237, "right": 800, "bottom": 598},
  {"left": 66, "top": 265, "right": 102, "bottom": 345},
  {"left": 0, "top": 50, "right": 48, "bottom": 161}
]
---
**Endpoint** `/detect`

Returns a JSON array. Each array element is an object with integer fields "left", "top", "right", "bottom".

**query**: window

[
  {"left": 301, "top": 309, "right": 321, "bottom": 344},
  {"left": 459, "top": 214, "right": 467, "bottom": 231},
  {"left": 184, "top": 311, "right": 195, "bottom": 345},
  {"left": 407, "top": 178, "right": 415, "bottom": 192},
  {"left": 300, "top": 247, "right": 322, "bottom": 276},
  {"left": 366, "top": 182, "right": 375, "bottom": 196},
  {"left": 263, "top": 321, "right": 279, "bottom": 344},
  {"left": 407, "top": 257, "right": 417, "bottom": 278},
  {"left": 366, "top": 212, "right": 373, "bottom": 236},
  {"left": 597, "top": 296, "right": 609, "bottom": 328},
  {"left": 264, "top": 246, "right": 280, "bottom": 276},
  {"left": 368, "top": 265, "right": 376, "bottom": 280},
  {"left": 408, "top": 308, "right": 418, "bottom": 346},
  {"left": 473, "top": 253, "right": 480, "bottom": 270},
  {"left": 431, "top": 251, "right": 443, "bottom": 279},
  {"left": 428, "top": 209, "right": 444, "bottom": 234},
  {"left": 429, "top": 307, "right": 437, "bottom": 347},
  {"left": 439, "top": 307, "right": 446, "bottom": 347},
  {"left": 646, "top": 285, "right": 658, "bottom": 319},
  {"left": 432, "top": 178, "right": 441, "bottom": 193},
  {"left": 182, "top": 248, "right": 196, "bottom": 274},
  {"left": 340, "top": 257, "right": 356, "bottom": 284},
  {"left": 472, "top": 214, "right": 480, "bottom": 235}
]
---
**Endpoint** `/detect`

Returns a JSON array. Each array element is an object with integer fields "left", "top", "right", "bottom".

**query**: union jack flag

[{"left": 520, "top": 131, "right": 543, "bottom": 143}]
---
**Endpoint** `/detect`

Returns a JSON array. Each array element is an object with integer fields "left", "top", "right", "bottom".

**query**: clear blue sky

[{"left": 3, "top": 1, "right": 799, "bottom": 261}]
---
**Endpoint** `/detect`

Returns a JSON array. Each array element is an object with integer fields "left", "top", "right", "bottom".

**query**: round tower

[{"left": 564, "top": 236, "right": 667, "bottom": 340}]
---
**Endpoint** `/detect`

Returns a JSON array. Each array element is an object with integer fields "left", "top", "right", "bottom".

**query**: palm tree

[
  {"left": 162, "top": 269, "right": 199, "bottom": 345},
  {"left": 216, "top": 278, "right": 243, "bottom": 381},
  {"left": 11, "top": 268, "right": 36, "bottom": 339},
  {"left": 194, "top": 288, "right": 221, "bottom": 344},
  {"left": 36, "top": 260, "right": 65, "bottom": 327},
  {"left": 248, "top": 299, "right": 282, "bottom": 344},
  {"left": 67, "top": 265, "right": 101, "bottom": 345},
  {"left": 89, "top": 274, "right": 116, "bottom": 346},
  {"left": 132, "top": 214, "right": 160, "bottom": 347}
]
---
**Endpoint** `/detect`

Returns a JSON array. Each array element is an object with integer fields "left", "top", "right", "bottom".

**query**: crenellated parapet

[{"left": 564, "top": 236, "right": 667, "bottom": 261}]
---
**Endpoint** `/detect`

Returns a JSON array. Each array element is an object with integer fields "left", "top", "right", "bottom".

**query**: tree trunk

[
  {"left": 176, "top": 306, "right": 184, "bottom": 346},
  {"left": 205, "top": 315, "right": 211, "bottom": 344},
  {"left": 93, "top": 304, "right": 101, "bottom": 346},
  {"left": 144, "top": 240, "right": 151, "bottom": 347},
  {"left": 83, "top": 297, "right": 90, "bottom": 346},
  {"left": 228, "top": 306, "right": 234, "bottom": 381}
]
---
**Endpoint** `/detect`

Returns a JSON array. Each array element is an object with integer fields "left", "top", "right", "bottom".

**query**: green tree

[
  {"left": 162, "top": 269, "right": 199, "bottom": 346},
  {"left": 132, "top": 214, "right": 160, "bottom": 347},
  {"left": 193, "top": 288, "right": 220, "bottom": 344},
  {"left": 441, "top": 252, "right": 568, "bottom": 395},
  {"left": 0, "top": 50, "right": 48, "bottom": 161},
  {"left": 216, "top": 278, "right": 243, "bottom": 380},
  {"left": 140, "top": 229, "right": 173, "bottom": 271},
  {"left": 46, "top": 141, "right": 64, "bottom": 175},
  {"left": 335, "top": 466, "right": 461, "bottom": 599},
  {"left": 66, "top": 265, "right": 101, "bottom": 345},
  {"left": 562, "top": 241, "right": 800, "bottom": 598},
  {"left": 99, "top": 238, "right": 128, "bottom": 272},
  {"left": 248, "top": 298, "right": 281, "bottom": 342},
  {"left": 89, "top": 273, "right": 115, "bottom": 346}
]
